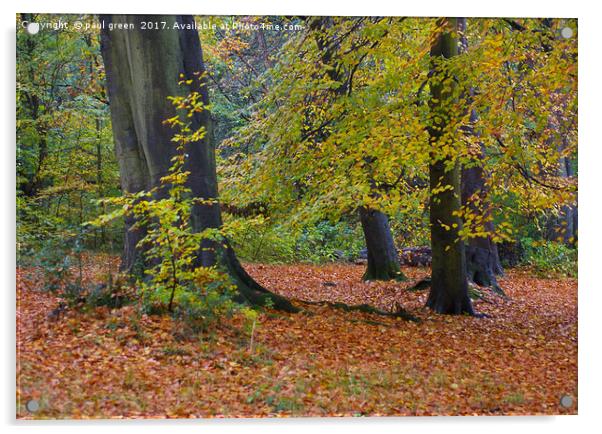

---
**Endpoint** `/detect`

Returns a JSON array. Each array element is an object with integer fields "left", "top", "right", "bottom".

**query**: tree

[
  {"left": 468, "top": 18, "right": 577, "bottom": 250},
  {"left": 221, "top": 17, "right": 407, "bottom": 281},
  {"left": 425, "top": 18, "right": 475, "bottom": 315},
  {"left": 359, "top": 207, "right": 403, "bottom": 280},
  {"left": 461, "top": 139, "right": 504, "bottom": 290},
  {"left": 457, "top": 19, "right": 503, "bottom": 291},
  {"left": 99, "top": 14, "right": 297, "bottom": 312},
  {"left": 17, "top": 13, "right": 50, "bottom": 198},
  {"left": 309, "top": 17, "right": 404, "bottom": 281},
  {"left": 17, "top": 14, "right": 118, "bottom": 258}
]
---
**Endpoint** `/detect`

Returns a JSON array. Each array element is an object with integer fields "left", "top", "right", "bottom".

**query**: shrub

[
  {"left": 228, "top": 216, "right": 364, "bottom": 264},
  {"left": 225, "top": 215, "right": 297, "bottom": 263},
  {"left": 88, "top": 93, "right": 254, "bottom": 336},
  {"left": 85, "top": 276, "right": 134, "bottom": 309},
  {"left": 295, "top": 220, "right": 363, "bottom": 263},
  {"left": 523, "top": 238, "right": 577, "bottom": 278}
]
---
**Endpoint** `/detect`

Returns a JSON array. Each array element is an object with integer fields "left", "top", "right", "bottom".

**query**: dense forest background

[{"left": 17, "top": 15, "right": 577, "bottom": 276}]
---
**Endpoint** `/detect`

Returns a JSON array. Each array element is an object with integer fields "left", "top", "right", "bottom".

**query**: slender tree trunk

[
  {"left": 359, "top": 207, "right": 405, "bottom": 281},
  {"left": 95, "top": 118, "right": 107, "bottom": 246},
  {"left": 100, "top": 15, "right": 297, "bottom": 312},
  {"left": 547, "top": 137, "right": 577, "bottom": 246},
  {"left": 426, "top": 17, "right": 474, "bottom": 315},
  {"left": 561, "top": 147, "right": 577, "bottom": 245},
  {"left": 18, "top": 13, "right": 49, "bottom": 198}
]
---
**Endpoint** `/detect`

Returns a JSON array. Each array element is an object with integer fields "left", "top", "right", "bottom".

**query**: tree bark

[
  {"left": 99, "top": 16, "right": 150, "bottom": 272},
  {"left": 460, "top": 112, "right": 504, "bottom": 290},
  {"left": 359, "top": 207, "right": 405, "bottom": 281},
  {"left": 462, "top": 162, "right": 504, "bottom": 289},
  {"left": 426, "top": 17, "right": 475, "bottom": 315},
  {"left": 99, "top": 14, "right": 297, "bottom": 312},
  {"left": 456, "top": 18, "right": 504, "bottom": 290},
  {"left": 309, "top": 17, "right": 404, "bottom": 281}
]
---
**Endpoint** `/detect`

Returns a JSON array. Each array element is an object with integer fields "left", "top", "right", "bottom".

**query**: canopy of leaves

[{"left": 219, "top": 17, "right": 577, "bottom": 243}]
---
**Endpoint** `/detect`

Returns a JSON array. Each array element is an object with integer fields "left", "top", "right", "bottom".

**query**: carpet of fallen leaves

[{"left": 16, "top": 257, "right": 577, "bottom": 419}]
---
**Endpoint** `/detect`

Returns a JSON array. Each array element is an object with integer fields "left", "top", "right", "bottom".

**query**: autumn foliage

[{"left": 16, "top": 14, "right": 578, "bottom": 420}]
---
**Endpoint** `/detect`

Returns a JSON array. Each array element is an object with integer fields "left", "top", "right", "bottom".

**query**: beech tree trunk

[
  {"left": 309, "top": 17, "right": 404, "bottom": 281},
  {"left": 460, "top": 109, "right": 504, "bottom": 290},
  {"left": 457, "top": 18, "right": 504, "bottom": 290},
  {"left": 426, "top": 17, "right": 475, "bottom": 315},
  {"left": 462, "top": 162, "right": 504, "bottom": 289},
  {"left": 100, "top": 14, "right": 297, "bottom": 312},
  {"left": 359, "top": 207, "right": 405, "bottom": 281}
]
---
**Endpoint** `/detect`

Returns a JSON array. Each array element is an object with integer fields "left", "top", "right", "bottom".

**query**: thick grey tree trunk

[
  {"left": 426, "top": 17, "right": 475, "bottom": 315},
  {"left": 100, "top": 14, "right": 297, "bottom": 312}
]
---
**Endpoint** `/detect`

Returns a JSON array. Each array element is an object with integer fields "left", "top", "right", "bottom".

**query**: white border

[{"left": 2, "top": 1, "right": 600, "bottom": 433}]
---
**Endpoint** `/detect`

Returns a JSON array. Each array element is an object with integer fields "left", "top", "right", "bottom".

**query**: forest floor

[{"left": 16, "top": 257, "right": 577, "bottom": 418}]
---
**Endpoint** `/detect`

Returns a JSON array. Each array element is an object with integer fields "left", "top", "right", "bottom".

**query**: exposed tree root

[
  {"left": 295, "top": 299, "right": 420, "bottom": 322},
  {"left": 407, "top": 276, "right": 507, "bottom": 301},
  {"left": 406, "top": 277, "right": 432, "bottom": 292},
  {"left": 223, "top": 245, "right": 300, "bottom": 313}
]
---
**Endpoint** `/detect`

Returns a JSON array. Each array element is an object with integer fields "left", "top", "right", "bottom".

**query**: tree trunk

[
  {"left": 457, "top": 18, "right": 504, "bottom": 290},
  {"left": 460, "top": 126, "right": 505, "bottom": 288},
  {"left": 426, "top": 17, "right": 475, "bottom": 315},
  {"left": 462, "top": 160, "right": 504, "bottom": 289},
  {"left": 309, "top": 17, "right": 404, "bottom": 282},
  {"left": 460, "top": 124, "right": 504, "bottom": 291},
  {"left": 359, "top": 207, "right": 405, "bottom": 281},
  {"left": 99, "top": 15, "right": 297, "bottom": 312},
  {"left": 98, "top": 16, "right": 150, "bottom": 272},
  {"left": 546, "top": 139, "right": 577, "bottom": 246},
  {"left": 17, "top": 14, "right": 49, "bottom": 199}
]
